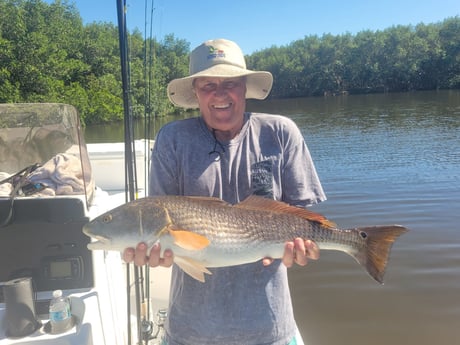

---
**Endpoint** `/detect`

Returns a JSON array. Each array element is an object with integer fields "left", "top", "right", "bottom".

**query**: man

[{"left": 124, "top": 38, "right": 326, "bottom": 345}]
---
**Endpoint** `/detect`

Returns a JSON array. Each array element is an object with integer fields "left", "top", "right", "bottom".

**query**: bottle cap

[{"left": 52, "top": 290, "right": 63, "bottom": 298}]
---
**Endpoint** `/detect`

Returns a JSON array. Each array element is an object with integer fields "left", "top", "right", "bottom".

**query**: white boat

[{"left": 0, "top": 103, "right": 170, "bottom": 345}]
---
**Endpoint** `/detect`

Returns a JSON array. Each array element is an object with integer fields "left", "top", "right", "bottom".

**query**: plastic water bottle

[{"left": 49, "top": 289, "right": 72, "bottom": 333}]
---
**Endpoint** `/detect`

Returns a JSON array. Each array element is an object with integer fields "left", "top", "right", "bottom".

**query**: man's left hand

[{"left": 262, "top": 239, "right": 319, "bottom": 267}]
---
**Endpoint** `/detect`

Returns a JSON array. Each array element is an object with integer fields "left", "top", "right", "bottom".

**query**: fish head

[{"left": 83, "top": 198, "right": 171, "bottom": 252}]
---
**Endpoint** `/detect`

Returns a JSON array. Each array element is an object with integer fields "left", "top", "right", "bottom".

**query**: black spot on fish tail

[{"left": 350, "top": 225, "right": 408, "bottom": 284}]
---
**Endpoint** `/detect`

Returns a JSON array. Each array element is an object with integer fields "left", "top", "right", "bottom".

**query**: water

[
  {"left": 261, "top": 91, "right": 460, "bottom": 345},
  {"left": 85, "top": 90, "right": 460, "bottom": 345}
]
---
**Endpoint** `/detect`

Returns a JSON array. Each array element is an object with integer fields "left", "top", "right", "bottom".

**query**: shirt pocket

[{"left": 251, "top": 158, "right": 281, "bottom": 199}]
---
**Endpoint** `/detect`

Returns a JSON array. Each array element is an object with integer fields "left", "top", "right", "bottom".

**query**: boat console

[
  {"left": 0, "top": 103, "right": 170, "bottom": 345},
  {"left": 0, "top": 197, "right": 92, "bottom": 294},
  {"left": 0, "top": 104, "right": 116, "bottom": 344}
]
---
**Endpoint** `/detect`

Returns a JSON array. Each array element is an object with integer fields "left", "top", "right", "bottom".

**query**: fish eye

[
  {"left": 359, "top": 231, "right": 368, "bottom": 239},
  {"left": 102, "top": 214, "right": 112, "bottom": 223}
]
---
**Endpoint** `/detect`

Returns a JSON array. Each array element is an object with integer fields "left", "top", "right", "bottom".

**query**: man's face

[{"left": 193, "top": 76, "right": 247, "bottom": 137}]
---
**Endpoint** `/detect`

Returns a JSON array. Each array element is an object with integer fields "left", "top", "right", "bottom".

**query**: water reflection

[{"left": 84, "top": 112, "right": 198, "bottom": 143}]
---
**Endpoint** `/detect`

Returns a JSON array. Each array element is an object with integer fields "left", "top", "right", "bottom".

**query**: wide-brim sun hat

[{"left": 167, "top": 39, "right": 273, "bottom": 109}]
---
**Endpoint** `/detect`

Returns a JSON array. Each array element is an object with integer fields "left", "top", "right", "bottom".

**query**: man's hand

[
  {"left": 123, "top": 242, "right": 174, "bottom": 267},
  {"left": 262, "top": 239, "right": 319, "bottom": 267}
]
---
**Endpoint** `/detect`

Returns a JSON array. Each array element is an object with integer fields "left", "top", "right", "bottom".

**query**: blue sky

[{"left": 61, "top": 0, "right": 459, "bottom": 54}]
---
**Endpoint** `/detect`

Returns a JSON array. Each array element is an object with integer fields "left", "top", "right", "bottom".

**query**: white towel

[{"left": 28, "top": 154, "right": 85, "bottom": 196}]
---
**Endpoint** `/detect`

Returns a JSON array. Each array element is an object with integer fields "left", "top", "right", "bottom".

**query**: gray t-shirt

[{"left": 150, "top": 112, "right": 326, "bottom": 345}]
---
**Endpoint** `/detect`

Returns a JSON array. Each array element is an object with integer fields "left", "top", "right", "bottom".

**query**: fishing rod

[
  {"left": 116, "top": 0, "right": 137, "bottom": 203},
  {"left": 116, "top": 1, "right": 142, "bottom": 344},
  {"left": 141, "top": 0, "right": 155, "bottom": 337},
  {"left": 116, "top": 1, "right": 164, "bottom": 344}
]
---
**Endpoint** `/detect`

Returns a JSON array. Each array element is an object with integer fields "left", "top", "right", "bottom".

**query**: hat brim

[{"left": 167, "top": 64, "right": 273, "bottom": 109}]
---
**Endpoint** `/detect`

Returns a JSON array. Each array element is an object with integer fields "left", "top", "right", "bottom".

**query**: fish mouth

[
  {"left": 82, "top": 225, "right": 112, "bottom": 248},
  {"left": 86, "top": 235, "right": 111, "bottom": 250},
  {"left": 82, "top": 224, "right": 93, "bottom": 236},
  {"left": 90, "top": 234, "right": 110, "bottom": 243}
]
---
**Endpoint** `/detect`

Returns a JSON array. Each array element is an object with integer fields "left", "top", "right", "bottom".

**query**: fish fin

[
  {"left": 183, "top": 196, "right": 231, "bottom": 206},
  {"left": 168, "top": 228, "right": 210, "bottom": 251},
  {"left": 350, "top": 225, "right": 408, "bottom": 284},
  {"left": 174, "top": 256, "right": 212, "bottom": 283},
  {"left": 236, "top": 195, "right": 336, "bottom": 228}
]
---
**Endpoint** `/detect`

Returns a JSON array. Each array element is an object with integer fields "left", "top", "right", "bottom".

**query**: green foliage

[
  {"left": 248, "top": 17, "right": 460, "bottom": 97},
  {"left": 0, "top": 0, "right": 190, "bottom": 124},
  {"left": 0, "top": 0, "right": 458, "bottom": 124}
]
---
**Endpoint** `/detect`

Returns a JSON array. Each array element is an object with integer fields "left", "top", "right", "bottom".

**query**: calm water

[{"left": 85, "top": 90, "right": 460, "bottom": 345}]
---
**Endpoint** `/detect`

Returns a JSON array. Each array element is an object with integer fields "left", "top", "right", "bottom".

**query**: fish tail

[{"left": 350, "top": 225, "right": 408, "bottom": 284}]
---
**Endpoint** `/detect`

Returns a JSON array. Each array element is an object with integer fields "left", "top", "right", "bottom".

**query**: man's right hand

[{"left": 123, "top": 242, "right": 174, "bottom": 267}]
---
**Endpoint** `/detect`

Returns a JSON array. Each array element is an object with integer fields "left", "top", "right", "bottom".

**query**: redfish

[{"left": 83, "top": 195, "right": 407, "bottom": 283}]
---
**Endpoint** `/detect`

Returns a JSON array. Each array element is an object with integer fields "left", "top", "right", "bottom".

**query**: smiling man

[
  {"left": 193, "top": 76, "right": 247, "bottom": 141},
  {"left": 123, "top": 39, "right": 326, "bottom": 345}
]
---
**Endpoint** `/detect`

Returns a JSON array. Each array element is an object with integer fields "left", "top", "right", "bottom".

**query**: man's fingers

[
  {"left": 134, "top": 242, "right": 149, "bottom": 266},
  {"left": 293, "top": 238, "right": 308, "bottom": 266},
  {"left": 122, "top": 247, "right": 135, "bottom": 263},
  {"left": 147, "top": 243, "right": 161, "bottom": 266},
  {"left": 161, "top": 249, "right": 174, "bottom": 267},
  {"left": 282, "top": 241, "right": 295, "bottom": 267},
  {"left": 281, "top": 239, "right": 320, "bottom": 268},
  {"left": 147, "top": 243, "right": 174, "bottom": 267},
  {"left": 305, "top": 239, "right": 320, "bottom": 260},
  {"left": 262, "top": 257, "right": 274, "bottom": 266},
  {"left": 123, "top": 242, "right": 174, "bottom": 268}
]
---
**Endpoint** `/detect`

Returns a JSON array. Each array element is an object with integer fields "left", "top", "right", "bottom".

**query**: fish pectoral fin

[
  {"left": 168, "top": 228, "right": 210, "bottom": 250},
  {"left": 174, "top": 256, "right": 212, "bottom": 283}
]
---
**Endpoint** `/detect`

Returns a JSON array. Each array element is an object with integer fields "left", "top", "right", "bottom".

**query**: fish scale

[{"left": 166, "top": 200, "right": 354, "bottom": 250}]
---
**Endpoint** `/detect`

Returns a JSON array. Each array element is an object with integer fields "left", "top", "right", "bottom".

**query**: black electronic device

[
  {"left": 40, "top": 255, "right": 85, "bottom": 290},
  {"left": 0, "top": 197, "right": 94, "bottom": 300}
]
